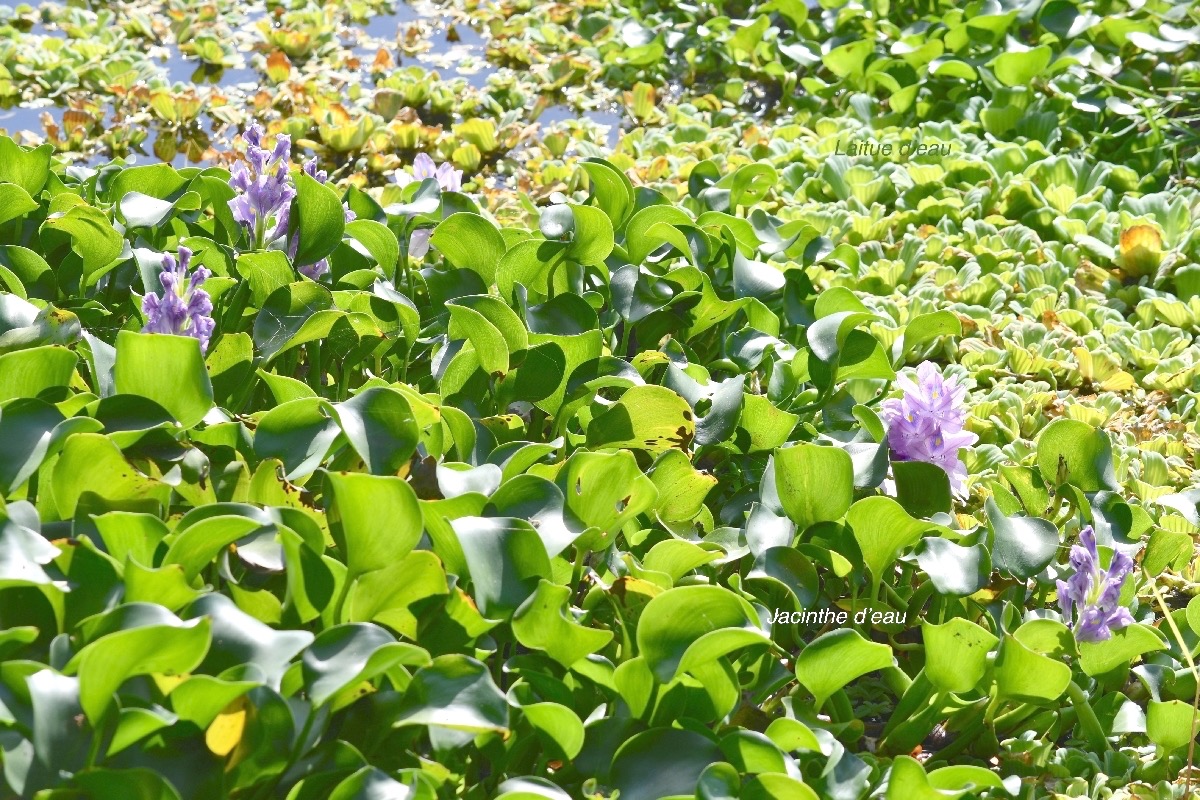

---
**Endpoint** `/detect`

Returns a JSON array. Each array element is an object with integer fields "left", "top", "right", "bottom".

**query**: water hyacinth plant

[
  {"left": 140, "top": 245, "right": 215, "bottom": 353},
  {"left": 881, "top": 362, "right": 977, "bottom": 498},
  {"left": 1058, "top": 526, "right": 1136, "bottom": 643},
  {"left": 6, "top": 0, "right": 1200, "bottom": 797}
]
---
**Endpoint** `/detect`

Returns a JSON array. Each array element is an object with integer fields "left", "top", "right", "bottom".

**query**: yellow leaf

[
  {"left": 152, "top": 673, "right": 189, "bottom": 695},
  {"left": 1119, "top": 224, "right": 1165, "bottom": 278},
  {"left": 206, "top": 696, "right": 248, "bottom": 757}
]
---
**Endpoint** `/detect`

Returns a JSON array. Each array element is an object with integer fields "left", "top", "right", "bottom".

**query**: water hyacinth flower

[
  {"left": 395, "top": 152, "right": 463, "bottom": 193},
  {"left": 141, "top": 246, "right": 216, "bottom": 353},
  {"left": 880, "top": 361, "right": 977, "bottom": 498},
  {"left": 392, "top": 153, "right": 463, "bottom": 259},
  {"left": 1057, "top": 526, "right": 1135, "bottom": 643},
  {"left": 229, "top": 122, "right": 296, "bottom": 250}
]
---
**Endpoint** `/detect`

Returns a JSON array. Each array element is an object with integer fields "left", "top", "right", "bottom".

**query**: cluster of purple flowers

[
  {"left": 227, "top": 123, "right": 356, "bottom": 280},
  {"left": 141, "top": 246, "right": 215, "bottom": 353},
  {"left": 394, "top": 153, "right": 463, "bottom": 258},
  {"left": 228, "top": 122, "right": 295, "bottom": 251},
  {"left": 880, "top": 361, "right": 977, "bottom": 498},
  {"left": 1057, "top": 526, "right": 1135, "bottom": 643}
]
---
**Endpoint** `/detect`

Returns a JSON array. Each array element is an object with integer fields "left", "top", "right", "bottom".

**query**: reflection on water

[
  {"left": 538, "top": 104, "right": 624, "bottom": 149},
  {"left": 361, "top": 2, "right": 421, "bottom": 38},
  {"left": 356, "top": 2, "right": 490, "bottom": 89},
  {"left": 164, "top": 53, "right": 259, "bottom": 90},
  {"left": 0, "top": 104, "right": 51, "bottom": 137},
  {"left": 2, "top": 0, "right": 634, "bottom": 165}
]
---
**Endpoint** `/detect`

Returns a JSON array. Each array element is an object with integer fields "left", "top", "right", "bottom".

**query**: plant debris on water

[{"left": 3, "top": 0, "right": 1200, "bottom": 798}]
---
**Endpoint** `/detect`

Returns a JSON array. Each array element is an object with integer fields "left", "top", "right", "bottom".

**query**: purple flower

[
  {"left": 142, "top": 246, "right": 215, "bottom": 353},
  {"left": 390, "top": 154, "right": 461, "bottom": 261},
  {"left": 394, "top": 153, "right": 463, "bottom": 192},
  {"left": 1057, "top": 527, "right": 1135, "bottom": 643},
  {"left": 229, "top": 122, "right": 296, "bottom": 250},
  {"left": 880, "top": 361, "right": 977, "bottom": 498}
]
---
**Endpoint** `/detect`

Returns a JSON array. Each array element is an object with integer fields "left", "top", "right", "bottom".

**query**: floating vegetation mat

[{"left": 3, "top": 0, "right": 1200, "bottom": 798}]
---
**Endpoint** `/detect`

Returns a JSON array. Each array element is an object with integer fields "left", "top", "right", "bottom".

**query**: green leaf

[
  {"left": 610, "top": 728, "right": 723, "bottom": 800},
  {"left": 255, "top": 397, "right": 341, "bottom": 480},
  {"left": 807, "top": 311, "right": 875, "bottom": 363},
  {"left": 0, "top": 182, "right": 37, "bottom": 226},
  {"left": 886, "top": 756, "right": 1005, "bottom": 800},
  {"left": 92, "top": 511, "right": 169, "bottom": 567},
  {"left": 893, "top": 311, "right": 962, "bottom": 363},
  {"left": 393, "top": 654, "right": 509, "bottom": 733},
  {"left": 649, "top": 449, "right": 717, "bottom": 522},
  {"left": 985, "top": 497, "right": 1059, "bottom": 579},
  {"left": 921, "top": 618, "right": 998, "bottom": 694},
  {"left": 73, "top": 768, "right": 183, "bottom": 800},
  {"left": 914, "top": 537, "right": 990, "bottom": 597},
  {"left": 763, "top": 717, "right": 822, "bottom": 753},
  {"left": 520, "top": 701, "right": 585, "bottom": 759},
  {"left": 326, "top": 472, "right": 424, "bottom": 583},
  {"left": 892, "top": 460, "right": 952, "bottom": 517},
  {"left": 822, "top": 40, "right": 873, "bottom": 79},
  {"left": 585, "top": 385, "right": 695, "bottom": 455},
  {"left": 162, "top": 515, "right": 265, "bottom": 580},
  {"left": 496, "top": 778, "right": 572, "bottom": 800},
  {"left": 344, "top": 550, "right": 448, "bottom": 637},
  {"left": 65, "top": 608, "right": 212, "bottom": 722},
  {"left": 0, "top": 345, "right": 77, "bottom": 402},
  {"left": 292, "top": 170, "right": 347, "bottom": 267},
  {"left": 324, "top": 387, "right": 419, "bottom": 475},
  {"left": 1146, "top": 699, "right": 1199, "bottom": 752},
  {"left": 302, "top": 623, "right": 428, "bottom": 707},
  {"left": 564, "top": 204, "right": 614, "bottom": 265},
  {"left": 773, "top": 443, "right": 853, "bottom": 532},
  {"left": 345, "top": 218, "right": 399, "bottom": 277},
  {"left": 1036, "top": 418, "right": 1117, "bottom": 492},
  {"left": 557, "top": 450, "right": 658, "bottom": 549},
  {"left": 452, "top": 516, "right": 552, "bottom": 617},
  {"left": 120, "top": 190, "right": 199, "bottom": 229},
  {"left": 847, "top": 496, "right": 936, "bottom": 595},
  {"left": 431, "top": 212, "right": 507, "bottom": 285},
  {"left": 26, "top": 670, "right": 89, "bottom": 781},
  {"left": 989, "top": 45, "right": 1052, "bottom": 87},
  {"left": 237, "top": 250, "right": 295, "bottom": 307},
  {"left": 0, "top": 398, "right": 90, "bottom": 494},
  {"left": 0, "top": 137, "right": 51, "bottom": 196},
  {"left": 794, "top": 628, "right": 893, "bottom": 709},
  {"left": 42, "top": 204, "right": 123, "bottom": 278},
  {"left": 330, "top": 767, "right": 415, "bottom": 800},
  {"left": 582, "top": 158, "right": 635, "bottom": 230},
  {"left": 1014, "top": 618, "right": 1076, "bottom": 660},
  {"left": 742, "top": 774, "right": 820, "bottom": 800},
  {"left": 511, "top": 579, "right": 613, "bottom": 667},
  {"left": 637, "top": 585, "right": 767, "bottom": 682},
  {"left": 0, "top": 510, "right": 62, "bottom": 588},
  {"left": 52, "top": 433, "right": 164, "bottom": 520},
  {"left": 185, "top": 594, "right": 312, "bottom": 687},
  {"left": 1078, "top": 624, "right": 1166, "bottom": 676},
  {"left": 114, "top": 331, "right": 214, "bottom": 429},
  {"left": 994, "top": 635, "right": 1071, "bottom": 704}
]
